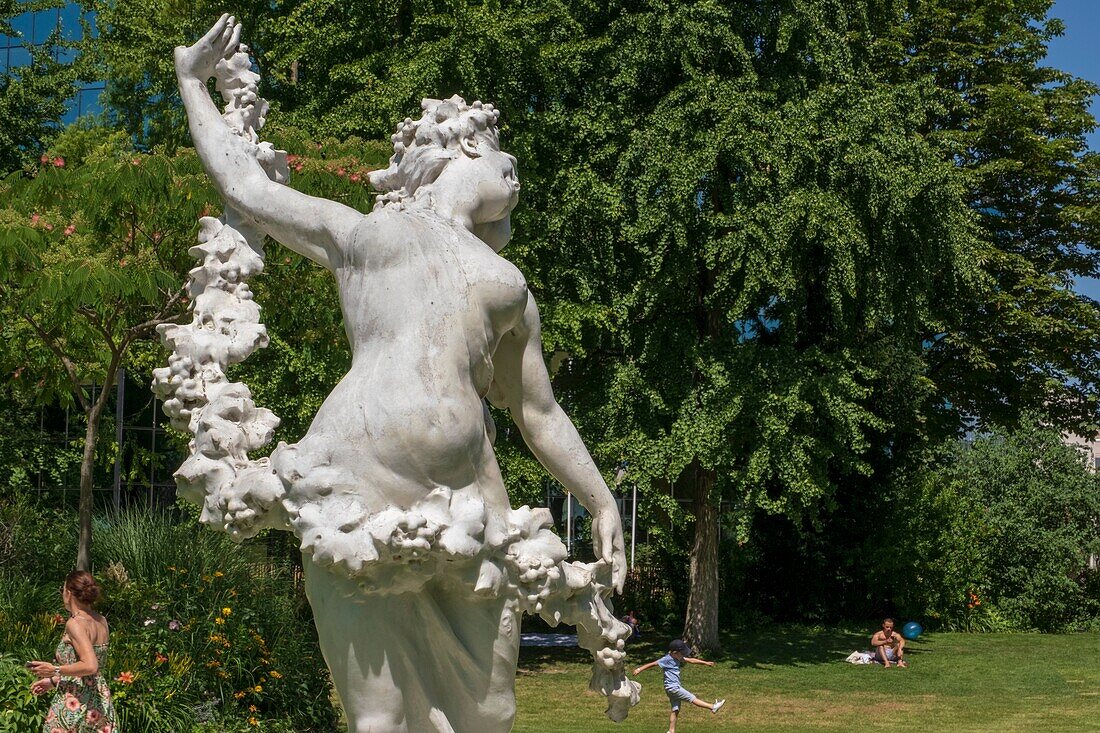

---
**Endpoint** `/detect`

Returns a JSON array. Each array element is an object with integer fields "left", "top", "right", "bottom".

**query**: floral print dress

[{"left": 42, "top": 638, "right": 117, "bottom": 733}]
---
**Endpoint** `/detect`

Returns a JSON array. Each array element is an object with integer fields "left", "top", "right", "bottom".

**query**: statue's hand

[
  {"left": 592, "top": 508, "right": 627, "bottom": 593},
  {"left": 174, "top": 13, "right": 241, "bottom": 81}
]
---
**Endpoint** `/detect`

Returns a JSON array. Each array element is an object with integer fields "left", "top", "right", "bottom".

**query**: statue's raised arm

[{"left": 175, "top": 14, "right": 362, "bottom": 269}]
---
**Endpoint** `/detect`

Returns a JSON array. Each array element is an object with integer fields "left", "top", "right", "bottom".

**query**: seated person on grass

[
  {"left": 632, "top": 639, "right": 725, "bottom": 733},
  {"left": 871, "top": 618, "right": 907, "bottom": 668}
]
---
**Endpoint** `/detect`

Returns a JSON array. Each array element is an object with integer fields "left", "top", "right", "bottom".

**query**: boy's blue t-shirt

[{"left": 656, "top": 654, "right": 682, "bottom": 689}]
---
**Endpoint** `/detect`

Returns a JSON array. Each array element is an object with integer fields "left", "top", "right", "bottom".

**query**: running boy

[{"left": 632, "top": 639, "right": 725, "bottom": 732}]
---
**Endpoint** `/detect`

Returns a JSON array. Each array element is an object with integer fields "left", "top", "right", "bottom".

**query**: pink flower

[
  {"left": 64, "top": 693, "right": 81, "bottom": 711},
  {"left": 52, "top": 157, "right": 65, "bottom": 168},
  {"left": 350, "top": 173, "right": 361, "bottom": 183},
  {"left": 101, "top": 726, "right": 114, "bottom": 733},
  {"left": 86, "top": 709, "right": 102, "bottom": 723},
  {"left": 63, "top": 224, "right": 76, "bottom": 236},
  {"left": 30, "top": 213, "right": 40, "bottom": 225},
  {"left": 44, "top": 223, "right": 53, "bottom": 231},
  {"left": 40, "top": 154, "right": 49, "bottom": 164},
  {"left": 337, "top": 168, "right": 346, "bottom": 176}
]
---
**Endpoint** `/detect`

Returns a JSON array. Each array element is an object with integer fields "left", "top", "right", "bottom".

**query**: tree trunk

[
  {"left": 75, "top": 408, "right": 100, "bottom": 572},
  {"left": 682, "top": 462, "right": 720, "bottom": 652},
  {"left": 75, "top": 364, "right": 118, "bottom": 572}
]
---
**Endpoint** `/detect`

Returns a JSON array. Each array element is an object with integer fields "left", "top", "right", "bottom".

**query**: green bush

[
  {"left": 91, "top": 509, "right": 338, "bottom": 732},
  {"left": 881, "top": 418, "right": 1100, "bottom": 631},
  {"left": 0, "top": 491, "right": 77, "bottom": 584},
  {"left": 0, "top": 506, "right": 338, "bottom": 731},
  {"left": 0, "top": 655, "right": 47, "bottom": 733}
]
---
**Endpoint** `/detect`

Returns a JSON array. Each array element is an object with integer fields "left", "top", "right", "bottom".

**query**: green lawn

[{"left": 512, "top": 628, "right": 1100, "bottom": 732}]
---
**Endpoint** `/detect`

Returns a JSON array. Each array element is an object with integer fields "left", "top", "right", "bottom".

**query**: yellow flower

[
  {"left": 214, "top": 571, "right": 224, "bottom": 577},
  {"left": 249, "top": 705, "right": 258, "bottom": 712},
  {"left": 234, "top": 691, "right": 246, "bottom": 700},
  {"left": 253, "top": 685, "right": 263, "bottom": 693},
  {"left": 270, "top": 671, "right": 282, "bottom": 679},
  {"left": 206, "top": 661, "right": 220, "bottom": 668},
  {"left": 214, "top": 617, "right": 225, "bottom": 625},
  {"left": 221, "top": 607, "right": 232, "bottom": 616},
  {"left": 216, "top": 669, "right": 228, "bottom": 678},
  {"left": 248, "top": 717, "right": 258, "bottom": 726}
]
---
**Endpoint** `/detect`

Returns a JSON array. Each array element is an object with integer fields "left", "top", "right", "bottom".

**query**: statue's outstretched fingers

[
  {"left": 226, "top": 22, "right": 242, "bottom": 56},
  {"left": 200, "top": 13, "right": 230, "bottom": 46}
]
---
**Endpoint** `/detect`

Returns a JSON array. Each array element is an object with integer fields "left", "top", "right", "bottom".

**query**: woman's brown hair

[{"left": 64, "top": 570, "right": 101, "bottom": 606}]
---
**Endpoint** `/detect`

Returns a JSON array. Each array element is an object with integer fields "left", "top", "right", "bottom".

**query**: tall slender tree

[{"left": 0, "top": 129, "right": 211, "bottom": 569}]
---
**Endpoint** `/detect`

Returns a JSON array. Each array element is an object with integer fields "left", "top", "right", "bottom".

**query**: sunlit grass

[{"left": 512, "top": 627, "right": 1100, "bottom": 732}]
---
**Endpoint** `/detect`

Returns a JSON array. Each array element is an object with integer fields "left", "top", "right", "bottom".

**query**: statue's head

[{"left": 370, "top": 95, "right": 520, "bottom": 251}]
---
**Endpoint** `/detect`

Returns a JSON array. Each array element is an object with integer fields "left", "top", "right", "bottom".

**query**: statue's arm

[
  {"left": 493, "top": 292, "right": 627, "bottom": 590},
  {"left": 174, "top": 16, "right": 361, "bottom": 269}
]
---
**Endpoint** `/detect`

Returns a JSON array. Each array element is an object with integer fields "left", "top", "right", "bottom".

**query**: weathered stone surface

[{"left": 158, "top": 16, "right": 639, "bottom": 731}]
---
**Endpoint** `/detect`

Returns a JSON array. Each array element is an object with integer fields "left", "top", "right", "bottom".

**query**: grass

[{"left": 511, "top": 627, "right": 1100, "bottom": 733}]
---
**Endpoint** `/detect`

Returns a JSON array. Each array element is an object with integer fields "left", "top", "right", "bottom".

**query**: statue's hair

[{"left": 369, "top": 95, "right": 504, "bottom": 207}]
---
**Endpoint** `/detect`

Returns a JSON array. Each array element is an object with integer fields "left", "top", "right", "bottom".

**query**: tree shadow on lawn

[
  {"left": 516, "top": 625, "right": 931, "bottom": 672},
  {"left": 722, "top": 625, "right": 931, "bottom": 669}
]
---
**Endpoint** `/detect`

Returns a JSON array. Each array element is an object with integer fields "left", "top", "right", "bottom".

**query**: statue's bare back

[{"left": 288, "top": 208, "right": 530, "bottom": 518}]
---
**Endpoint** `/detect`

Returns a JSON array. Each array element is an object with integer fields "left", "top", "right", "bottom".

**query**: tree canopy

[{"left": 65, "top": 0, "right": 1100, "bottom": 645}]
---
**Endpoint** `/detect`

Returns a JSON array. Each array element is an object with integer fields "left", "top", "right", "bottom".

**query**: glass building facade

[{"left": 0, "top": 3, "right": 104, "bottom": 123}]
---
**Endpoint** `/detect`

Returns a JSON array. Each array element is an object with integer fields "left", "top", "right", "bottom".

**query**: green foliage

[
  {"left": 0, "top": 655, "right": 47, "bottom": 733},
  {"left": 0, "top": 505, "right": 339, "bottom": 731},
  {"left": 91, "top": 510, "right": 338, "bottom": 732},
  {"left": 0, "top": 0, "right": 83, "bottom": 174},
  {"left": 0, "top": 491, "right": 77, "bottom": 584},
  {"left": 879, "top": 418, "right": 1100, "bottom": 631},
  {"left": 76, "top": 1, "right": 1100, "bottom": 641}
]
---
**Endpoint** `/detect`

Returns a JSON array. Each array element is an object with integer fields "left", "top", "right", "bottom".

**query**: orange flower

[{"left": 116, "top": 671, "right": 134, "bottom": 684}]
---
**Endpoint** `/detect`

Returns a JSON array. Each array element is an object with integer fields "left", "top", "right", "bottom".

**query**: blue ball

[{"left": 901, "top": 621, "right": 923, "bottom": 640}]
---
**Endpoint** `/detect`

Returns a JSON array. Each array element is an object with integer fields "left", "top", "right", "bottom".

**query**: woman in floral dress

[{"left": 28, "top": 571, "right": 118, "bottom": 733}]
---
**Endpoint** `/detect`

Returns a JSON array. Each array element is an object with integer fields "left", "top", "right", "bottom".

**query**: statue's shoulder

[{"left": 340, "top": 206, "right": 416, "bottom": 267}]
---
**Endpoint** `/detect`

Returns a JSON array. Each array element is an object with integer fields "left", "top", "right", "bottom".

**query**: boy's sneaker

[{"left": 712, "top": 699, "right": 726, "bottom": 713}]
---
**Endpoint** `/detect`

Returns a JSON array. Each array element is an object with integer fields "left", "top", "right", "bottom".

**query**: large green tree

[{"left": 81, "top": 1, "right": 1100, "bottom": 650}]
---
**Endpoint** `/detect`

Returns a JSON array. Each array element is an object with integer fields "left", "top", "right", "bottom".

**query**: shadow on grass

[{"left": 517, "top": 625, "right": 932, "bottom": 672}]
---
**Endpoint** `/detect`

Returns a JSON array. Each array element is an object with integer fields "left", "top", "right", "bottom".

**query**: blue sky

[{"left": 1046, "top": 0, "right": 1100, "bottom": 300}]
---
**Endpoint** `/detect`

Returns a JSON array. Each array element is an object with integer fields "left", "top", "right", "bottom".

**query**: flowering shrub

[{"left": 92, "top": 511, "right": 338, "bottom": 731}]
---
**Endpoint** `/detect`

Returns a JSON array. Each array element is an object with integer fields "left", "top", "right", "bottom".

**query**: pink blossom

[
  {"left": 64, "top": 693, "right": 81, "bottom": 711},
  {"left": 52, "top": 157, "right": 65, "bottom": 168},
  {"left": 44, "top": 223, "right": 53, "bottom": 231},
  {"left": 350, "top": 173, "right": 361, "bottom": 183},
  {"left": 30, "top": 213, "right": 40, "bottom": 225},
  {"left": 86, "top": 709, "right": 102, "bottom": 723},
  {"left": 63, "top": 224, "right": 76, "bottom": 236},
  {"left": 40, "top": 154, "right": 49, "bottom": 164}
]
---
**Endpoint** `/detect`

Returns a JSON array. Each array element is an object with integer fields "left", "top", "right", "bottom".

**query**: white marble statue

[{"left": 154, "top": 15, "right": 641, "bottom": 732}]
